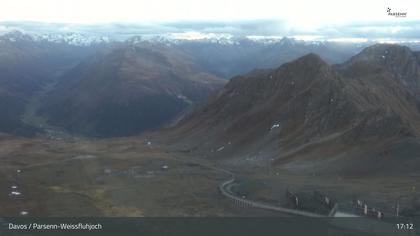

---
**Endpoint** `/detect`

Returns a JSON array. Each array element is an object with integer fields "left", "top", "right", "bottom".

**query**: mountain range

[
  {"left": 164, "top": 44, "right": 420, "bottom": 175},
  {"left": 38, "top": 41, "right": 225, "bottom": 137},
  {"left": 0, "top": 31, "right": 370, "bottom": 137},
  {"left": 175, "top": 37, "right": 364, "bottom": 78},
  {"left": 2, "top": 30, "right": 420, "bottom": 143},
  {"left": 0, "top": 31, "right": 105, "bottom": 136}
]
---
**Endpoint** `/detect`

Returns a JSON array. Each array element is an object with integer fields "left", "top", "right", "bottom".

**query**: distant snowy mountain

[
  {"left": 0, "top": 30, "right": 111, "bottom": 46},
  {"left": 33, "top": 33, "right": 111, "bottom": 46},
  {"left": 2, "top": 28, "right": 419, "bottom": 50}
]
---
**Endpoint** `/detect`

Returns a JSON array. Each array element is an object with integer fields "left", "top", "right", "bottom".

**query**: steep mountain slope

[
  {"left": 39, "top": 42, "right": 225, "bottom": 137},
  {"left": 0, "top": 31, "right": 103, "bottom": 136},
  {"left": 165, "top": 44, "right": 420, "bottom": 175}
]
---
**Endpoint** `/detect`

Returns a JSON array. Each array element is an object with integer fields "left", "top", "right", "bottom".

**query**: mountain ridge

[
  {"left": 163, "top": 44, "right": 420, "bottom": 174},
  {"left": 39, "top": 42, "right": 226, "bottom": 137}
]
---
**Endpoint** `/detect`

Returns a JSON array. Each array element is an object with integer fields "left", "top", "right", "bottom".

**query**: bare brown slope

[{"left": 163, "top": 45, "right": 420, "bottom": 174}]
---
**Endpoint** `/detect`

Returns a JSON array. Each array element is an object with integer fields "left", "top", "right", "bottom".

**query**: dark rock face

[
  {"left": 167, "top": 44, "right": 420, "bottom": 173},
  {"left": 39, "top": 42, "right": 226, "bottom": 137}
]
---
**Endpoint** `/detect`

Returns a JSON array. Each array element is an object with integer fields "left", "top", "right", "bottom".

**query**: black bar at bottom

[{"left": 0, "top": 217, "right": 418, "bottom": 236}]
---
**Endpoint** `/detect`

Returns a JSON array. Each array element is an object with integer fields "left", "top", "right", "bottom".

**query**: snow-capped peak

[
  {"left": 0, "top": 30, "right": 111, "bottom": 46},
  {"left": 33, "top": 32, "right": 111, "bottom": 46}
]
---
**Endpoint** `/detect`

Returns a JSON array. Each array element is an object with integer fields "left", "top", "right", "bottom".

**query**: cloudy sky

[{"left": 1, "top": 0, "right": 419, "bottom": 40}]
